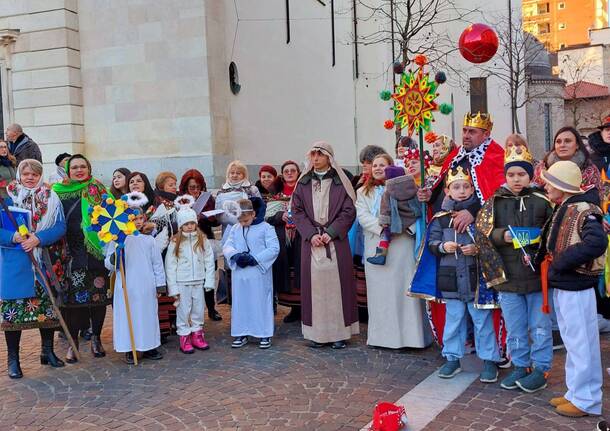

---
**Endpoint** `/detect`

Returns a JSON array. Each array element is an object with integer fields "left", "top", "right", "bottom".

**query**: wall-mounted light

[{"left": 229, "top": 61, "right": 241, "bottom": 95}]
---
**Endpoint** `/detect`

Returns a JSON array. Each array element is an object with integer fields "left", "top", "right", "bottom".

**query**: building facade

[
  {"left": 0, "top": 0, "right": 524, "bottom": 186},
  {"left": 523, "top": 0, "right": 609, "bottom": 51}
]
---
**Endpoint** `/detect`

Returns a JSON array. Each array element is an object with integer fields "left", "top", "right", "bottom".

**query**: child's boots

[
  {"left": 367, "top": 247, "right": 388, "bottom": 266},
  {"left": 179, "top": 335, "right": 194, "bottom": 354},
  {"left": 191, "top": 330, "right": 209, "bottom": 350}
]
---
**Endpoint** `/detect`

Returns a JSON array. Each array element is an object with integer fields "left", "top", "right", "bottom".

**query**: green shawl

[{"left": 52, "top": 176, "right": 109, "bottom": 259}]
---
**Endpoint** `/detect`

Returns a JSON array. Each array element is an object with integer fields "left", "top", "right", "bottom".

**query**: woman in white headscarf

[{"left": 0, "top": 159, "right": 66, "bottom": 378}]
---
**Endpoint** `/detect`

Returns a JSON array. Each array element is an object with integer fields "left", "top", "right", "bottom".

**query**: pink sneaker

[
  {"left": 179, "top": 335, "right": 194, "bottom": 354},
  {"left": 191, "top": 330, "right": 209, "bottom": 350}
]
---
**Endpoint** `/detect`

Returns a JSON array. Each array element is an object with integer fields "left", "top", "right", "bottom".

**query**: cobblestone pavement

[
  {"left": 0, "top": 306, "right": 441, "bottom": 431},
  {"left": 0, "top": 306, "right": 607, "bottom": 431},
  {"left": 426, "top": 334, "right": 610, "bottom": 431}
]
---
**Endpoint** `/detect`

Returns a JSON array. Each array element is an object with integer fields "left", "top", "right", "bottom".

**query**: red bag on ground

[{"left": 370, "top": 402, "right": 407, "bottom": 431}]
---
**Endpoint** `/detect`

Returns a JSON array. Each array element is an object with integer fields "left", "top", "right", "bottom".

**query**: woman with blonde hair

[
  {"left": 214, "top": 161, "right": 261, "bottom": 304},
  {"left": 215, "top": 160, "right": 261, "bottom": 228},
  {"left": 356, "top": 153, "right": 430, "bottom": 348},
  {"left": 504, "top": 134, "right": 529, "bottom": 155},
  {"left": 154, "top": 171, "right": 178, "bottom": 207}
]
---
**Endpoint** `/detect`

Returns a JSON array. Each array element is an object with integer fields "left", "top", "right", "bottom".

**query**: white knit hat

[{"left": 174, "top": 195, "right": 198, "bottom": 228}]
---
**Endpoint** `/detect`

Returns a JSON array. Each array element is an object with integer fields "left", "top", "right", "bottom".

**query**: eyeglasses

[
  {"left": 188, "top": 184, "right": 201, "bottom": 190},
  {"left": 283, "top": 168, "right": 298, "bottom": 173}
]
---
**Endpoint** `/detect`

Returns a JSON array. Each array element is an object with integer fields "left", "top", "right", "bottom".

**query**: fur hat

[
  {"left": 237, "top": 198, "right": 254, "bottom": 218},
  {"left": 124, "top": 191, "right": 149, "bottom": 210},
  {"left": 174, "top": 195, "right": 198, "bottom": 228}
]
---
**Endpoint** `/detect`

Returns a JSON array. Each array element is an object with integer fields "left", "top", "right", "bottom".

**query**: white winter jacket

[{"left": 165, "top": 231, "right": 216, "bottom": 296}]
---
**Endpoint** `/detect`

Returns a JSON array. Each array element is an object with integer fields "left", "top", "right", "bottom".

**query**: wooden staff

[
  {"left": 0, "top": 196, "right": 80, "bottom": 361},
  {"left": 418, "top": 128, "right": 427, "bottom": 235},
  {"left": 117, "top": 247, "right": 138, "bottom": 365}
]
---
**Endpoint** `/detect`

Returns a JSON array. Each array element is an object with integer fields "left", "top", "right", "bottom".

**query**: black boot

[
  {"left": 283, "top": 306, "right": 301, "bottom": 323},
  {"left": 5, "top": 331, "right": 23, "bottom": 379},
  {"left": 91, "top": 335, "right": 106, "bottom": 358},
  {"left": 40, "top": 329, "right": 65, "bottom": 368},
  {"left": 205, "top": 289, "right": 222, "bottom": 321},
  {"left": 65, "top": 337, "right": 79, "bottom": 363}
]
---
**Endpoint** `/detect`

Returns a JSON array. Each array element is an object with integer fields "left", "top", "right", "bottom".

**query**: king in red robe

[{"left": 413, "top": 112, "right": 507, "bottom": 351}]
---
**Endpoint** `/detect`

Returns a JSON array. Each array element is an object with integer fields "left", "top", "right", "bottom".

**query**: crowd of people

[{"left": 0, "top": 115, "right": 609, "bottom": 420}]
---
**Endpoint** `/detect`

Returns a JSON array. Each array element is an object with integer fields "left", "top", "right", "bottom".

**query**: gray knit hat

[{"left": 359, "top": 145, "right": 387, "bottom": 164}]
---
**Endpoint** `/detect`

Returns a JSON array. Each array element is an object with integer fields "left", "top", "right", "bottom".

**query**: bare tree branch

[{"left": 560, "top": 54, "right": 607, "bottom": 129}]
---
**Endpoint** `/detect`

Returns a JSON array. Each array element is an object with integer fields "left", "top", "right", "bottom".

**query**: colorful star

[
  {"left": 392, "top": 68, "right": 439, "bottom": 136},
  {"left": 88, "top": 195, "right": 139, "bottom": 247}
]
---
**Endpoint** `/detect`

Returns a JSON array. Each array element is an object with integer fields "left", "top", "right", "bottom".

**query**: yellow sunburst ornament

[
  {"left": 391, "top": 55, "right": 439, "bottom": 137},
  {"left": 88, "top": 194, "right": 139, "bottom": 248}
]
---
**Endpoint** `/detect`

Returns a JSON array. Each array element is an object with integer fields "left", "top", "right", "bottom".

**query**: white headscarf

[
  {"left": 8, "top": 159, "right": 62, "bottom": 234},
  {"left": 300, "top": 141, "right": 356, "bottom": 201}
]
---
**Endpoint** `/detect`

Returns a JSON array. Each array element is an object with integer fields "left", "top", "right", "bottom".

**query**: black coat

[
  {"left": 588, "top": 131, "right": 610, "bottom": 174},
  {"left": 488, "top": 186, "right": 553, "bottom": 294},
  {"left": 541, "top": 189, "right": 608, "bottom": 292},
  {"left": 197, "top": 194, "right": 219, "bottom": 240},
  {"left": 255, "top": 180, "right": 274, "bottom": 201},
  {"left": 9, "top": 134, "right": 42, "bottom": 164},
  {"left": 266, "top": 209, "right": 301, "bottom": 294}
]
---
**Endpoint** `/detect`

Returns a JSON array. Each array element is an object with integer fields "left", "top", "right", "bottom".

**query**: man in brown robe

[{"left": 291, "top": 141, "right": 358, "bottom": 349}]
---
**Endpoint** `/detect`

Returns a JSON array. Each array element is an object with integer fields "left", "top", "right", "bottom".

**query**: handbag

[{"left": 370, "top": 402, "right": 407, "bottom": 431}]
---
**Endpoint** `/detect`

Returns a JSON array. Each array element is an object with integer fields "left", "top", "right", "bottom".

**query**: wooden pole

[
  {"left": 118, "top": 249, "right": 138, "bottom": 365},
  {"left": 418, "top": 128, "right": 427, "bottom": 233}
]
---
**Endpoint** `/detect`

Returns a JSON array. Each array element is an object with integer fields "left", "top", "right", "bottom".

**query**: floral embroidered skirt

[
  {"left": 1, "top": 283, "right": 60, "bottom": 331},
  {"left": 60, "top": 268, "right": 111, "bottom": 308}
]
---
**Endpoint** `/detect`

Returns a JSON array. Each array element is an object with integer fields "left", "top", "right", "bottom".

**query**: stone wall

[
  {"left": 0, "top": 0, "right": 526, "bottom": 185},
  {"left": 0, "top": 0, "right": 83, "bottom": 165},
  {"left": 525, "top": 76, "right": 566, "bottom": 159},
  {"left": 77, "top": 0, "right": 218, "bottom": 185}
]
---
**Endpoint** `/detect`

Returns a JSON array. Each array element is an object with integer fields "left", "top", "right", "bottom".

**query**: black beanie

[
  {"left": 504, "top": 160, "right": 533, "bottom": 179},
  {"left": 55, "top": 152, "right": 71, "bottom": 166}
]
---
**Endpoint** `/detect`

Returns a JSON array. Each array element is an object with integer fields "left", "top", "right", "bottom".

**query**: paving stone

[
  {"left": 423, "top": 333, "right": 610, "bottom": 431},
  {"left": 0, "top": 306, "right": 439, "bottom": 430},
  {"left": 2, "top": 306, "right": 608, "bottom": 430}
]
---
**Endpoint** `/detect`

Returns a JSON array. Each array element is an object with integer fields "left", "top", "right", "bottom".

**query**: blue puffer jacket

[{"left": 0, "top": 198, "right": 66, "bottom": 300}]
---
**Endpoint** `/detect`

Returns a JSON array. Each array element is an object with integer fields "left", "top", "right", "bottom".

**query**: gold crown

[
  {"left": 504, "top": 146, "right": 534, "bottom": 165},
  {"left": 446, "top": 166, "right": 472, "bottom": 186},
  {"left": 463, "top": 112, "right": 493, "bottom": 131}
]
